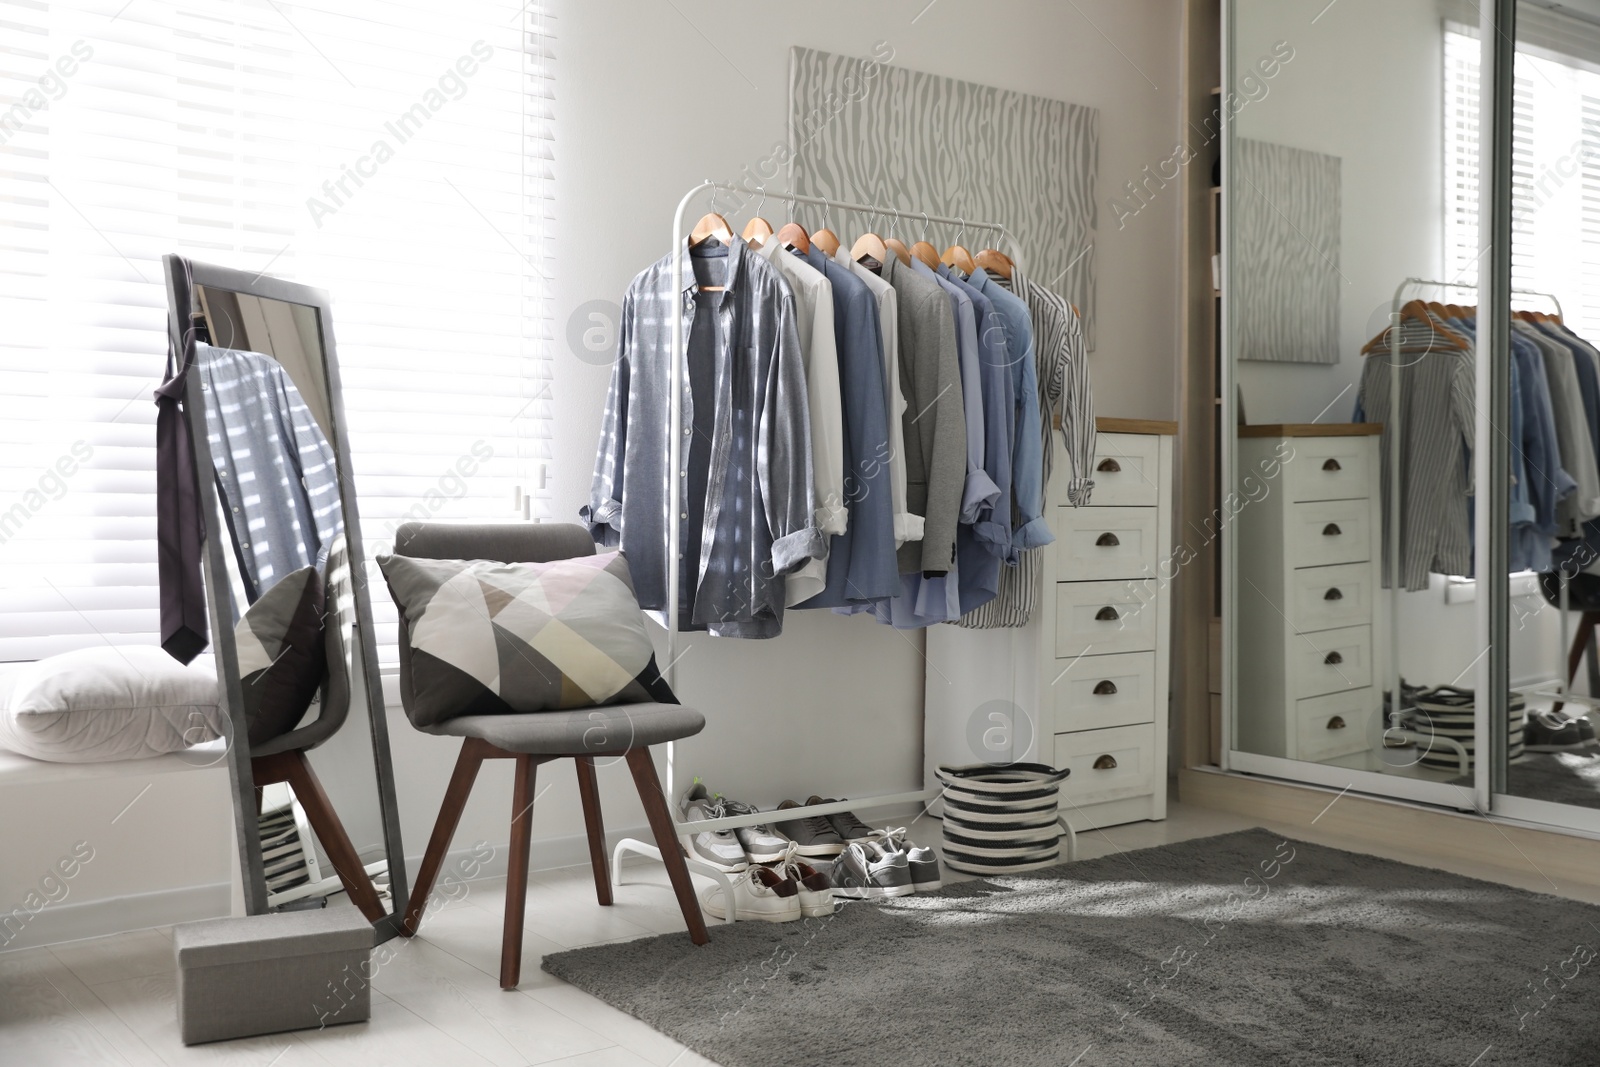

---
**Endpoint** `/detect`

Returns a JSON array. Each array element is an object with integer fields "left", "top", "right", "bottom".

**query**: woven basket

[{"left": 936, "top": 763, "right": 1071, "bottom": 875}]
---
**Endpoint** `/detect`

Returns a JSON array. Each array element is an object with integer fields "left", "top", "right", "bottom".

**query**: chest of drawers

[{"left": 1234, "top": 427, "right": 1383, "bottom": 762}]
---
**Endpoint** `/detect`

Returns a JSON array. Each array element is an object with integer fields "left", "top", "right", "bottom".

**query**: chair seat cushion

[
  {"left": 422, "top": 703, "right": 704, "bottom": 754},
  {"left": 235, "top": 565, "right": 326, "bottom": 746},
  {"left": 377, "top": 550, "right": 676, "bottom": 727}
]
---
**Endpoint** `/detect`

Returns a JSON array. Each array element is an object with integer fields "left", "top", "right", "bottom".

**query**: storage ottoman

[{"left": 173, "top": 906, "right": 376, "bottom": 1044}]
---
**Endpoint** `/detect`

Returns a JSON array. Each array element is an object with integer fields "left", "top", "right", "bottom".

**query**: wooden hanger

[
  {"left": 742, "top": 216, "right": 774, "bottom": 247},
  {"left": 850, "top": 231, "right": 887, "bottom": 264},
  {"left": 976, "top": 248, "right": 1014, "bottom": 279},
  {"left": 942, "top": 244, "right": 977, "bottom": 276},
  {"left": 690, "top": 212, "right": 732, "bottom": 247},
  {"left": 884, "top": 237, "right": 912, "bottom": 266},
  {"left": 813, "top": 228, "right": 841, "bottom": 257},
  {"left": 775, "top": 221, "right": 810, "bottom": 255},
  {"left": 1360, "top": 299, "right": 1471, "bottom": 354},
  {"left": 910, "top": 241, "right": 941, "bottom": 268}
]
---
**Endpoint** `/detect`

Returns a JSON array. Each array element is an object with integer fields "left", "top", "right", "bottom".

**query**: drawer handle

[
  {"left": 1095, "top": 532, "right": 1121, "bottom": 547},
  {"left": 1323, "top": 651, "right": 1343, "bottom": 665},
  {"left": 1093, "top": 754, "right": 1119, "bottom": 770},
  {"left": 1093, "top": 680, "right": 1118, "bottom": 695},
  {"left": 1322, "top": 458, "right": 1342, "bottom": 471},
  {"left": 1096, "top": 458, "right": 1122, "bottom": 473},
  {"left": 1322, "top": 523, "right": 1342, "bottom": 536},
  {"left": 1326, "top": 716, "right": 1347, "bottom": 730},
  {"left": 1095, "top": 606, "right": 1120, "bottom": 621},
  {"left": 1324, "top": 588, "right": 1343, "bottom": 601}
]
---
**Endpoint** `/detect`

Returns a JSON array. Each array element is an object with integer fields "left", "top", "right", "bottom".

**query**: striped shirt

[
  {"left": 1355, "top": 317, "right": 1475, "bottom": 590},
  {"left": 955, "top": 270, "right": 1095, "bottom": 629}
]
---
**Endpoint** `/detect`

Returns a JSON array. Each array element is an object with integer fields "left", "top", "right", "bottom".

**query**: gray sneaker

[
  {"left": 831, "top": 842, "right": 912, "bottom": 900},
  {"left": 723, "top": 799, "right": 790, "bottom": 864},
  {"left": 878, "top": 827, "right": 941, "bottom": 892},
  {"left": 679, "top": 781, "right": 747, "bottom": 872},
  {"left": 774, "top": 799, "right": 846, "bottom": 857},
  {"left": 806, "top": 795, "right": 876, "bottom": 843}
]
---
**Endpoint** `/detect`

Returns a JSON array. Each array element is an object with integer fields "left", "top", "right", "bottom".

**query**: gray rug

[
  {"left": 542, "top": 829, "right": 1599, "bottom": 1066},
  {"left": 1452, "top": 753, "right": 1600, "bottom": 810}
]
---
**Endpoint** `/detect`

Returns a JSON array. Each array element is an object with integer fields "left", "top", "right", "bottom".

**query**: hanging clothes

[
  {"left": 754, "top": 238, "right": 845, "bottom": 606},
  {"left": 913, "top": 258, "right": 998, "bottom": 524},
  {"left": 584, "top": 236, "right": 822, "bottom": 638},
  {"left": 156, "top": 321, "right": 209, "bottom": 663},
  {"left": 1514, "top": 320, "right": 1600, "bottom": 528}
]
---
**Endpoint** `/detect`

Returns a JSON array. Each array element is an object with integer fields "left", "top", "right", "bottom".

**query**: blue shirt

[
  {"left": 795, "top": 246, "right": 900, "bottom": 607},
  {"left": 912, "top": 258, "right": 998, "bottom": 522}
]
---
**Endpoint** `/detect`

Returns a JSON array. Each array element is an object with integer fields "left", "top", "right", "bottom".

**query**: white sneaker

[
  {"left": 777, "top": 843, "right": 838, "bottom": 917},
  {"left": 679, "top": 781, "right": 748, "bottom": 872},
  {"left": 699, "top": 865, "right": 801, "bottom": 923}
]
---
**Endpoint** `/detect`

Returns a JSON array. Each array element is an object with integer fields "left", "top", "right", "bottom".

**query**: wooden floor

[{"left": 6, "top": 800, "right": 1598, "bottom": 1067}]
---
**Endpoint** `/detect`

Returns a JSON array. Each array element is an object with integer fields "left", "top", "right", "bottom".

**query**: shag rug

[
  {"left": 1452, "top": 753, "right": 1600, "bottom": 810},
  {"left": 541, "top": 829, "right": 1599, "bottom": 1066}
]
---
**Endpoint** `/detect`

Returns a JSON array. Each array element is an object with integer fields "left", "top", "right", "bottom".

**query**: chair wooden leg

[
  {"left": 401, "top": 739, "right": 488, "bottom": 937},
  {"left": 574, "top": 757, "right": 612, "bottom": 907},
  {"left": 624, "top": 747, "right": 709, "bottom": 946},
  {"left": 501, "top": 755, "right": 538, "bottom": 989},
  {"left": 269, "top": 751, "right": 387, "bottom": 924}
]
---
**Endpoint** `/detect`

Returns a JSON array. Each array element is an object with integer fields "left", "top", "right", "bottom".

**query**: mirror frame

[{"left": 161, "top": 253, "right": 408, "bottom": 936}]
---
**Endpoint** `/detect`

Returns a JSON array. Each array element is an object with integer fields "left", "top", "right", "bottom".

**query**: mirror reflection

[{"left": 182, "top": 273, "right": 398, "bottom": 922}]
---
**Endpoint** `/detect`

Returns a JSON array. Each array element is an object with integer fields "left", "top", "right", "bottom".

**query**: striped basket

[{"left": 936, "top": 763, "right": 1072, "bottom": 875}]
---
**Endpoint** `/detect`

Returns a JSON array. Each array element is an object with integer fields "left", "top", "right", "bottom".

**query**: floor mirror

[{"left": 162, "top": 254, "right": 408, "bottom": 936}]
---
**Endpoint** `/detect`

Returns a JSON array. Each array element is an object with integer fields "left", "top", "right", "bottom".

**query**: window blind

[{"left": 0, "top": 0, "right": 554, "bottom": 664}]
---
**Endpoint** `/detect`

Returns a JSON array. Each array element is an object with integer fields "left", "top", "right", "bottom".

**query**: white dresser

[
  {"left": 924, "top": 418, "right": 1174, "bottom": 831},
  {"left": 1235, "top": 425, "right": 1383, "bottom": 762}
]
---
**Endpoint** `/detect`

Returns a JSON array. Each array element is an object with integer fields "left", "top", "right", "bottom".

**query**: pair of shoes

[
  {"left": 829, "top": 841, "right": 915, "bottom": 899},
  {"left": 700, "top": 843, "right": 838, "bottom": 922},
  {"left": 772, "top": 796, "right": 878, "bottom": 856},
  {"left": 873, "top": 826, "right": 942, "bottom": 891},
  {"left": 680, "top": 781, "right": 789, "bottom": 872},
  {"left": 1525, "top": 710, "right": 1599, "bottom": 752}
]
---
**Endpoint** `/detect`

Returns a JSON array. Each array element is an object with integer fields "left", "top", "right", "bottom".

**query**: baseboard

[
  {"left": 1178, "top": 767, "right": 1600, "bottom": 895},
  {"left": 0, "top": 881, "right": 231, "bottom": 953}
]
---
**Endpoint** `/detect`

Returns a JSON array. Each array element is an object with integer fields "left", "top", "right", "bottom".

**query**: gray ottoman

[{"left": 173, "top": 907, "right": 376, "bottom": 1044}]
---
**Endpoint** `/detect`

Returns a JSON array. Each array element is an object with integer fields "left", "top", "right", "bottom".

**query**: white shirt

[
  {"left": 756, "top": 238, "right": 845, "bottom": 605},
  {"left": 836, "top": 247, "right": 918, "bottom": 546}
]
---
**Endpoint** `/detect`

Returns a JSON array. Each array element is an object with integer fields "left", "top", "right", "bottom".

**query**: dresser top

[
  {"left": 1238, "top": 423, "right": 1383, "bottom": 438},
  {"left": 1095, "top": 417, "right": 1178, "bottom": 435}
]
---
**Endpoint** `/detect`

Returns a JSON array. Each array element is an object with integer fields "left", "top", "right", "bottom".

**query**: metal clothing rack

[
  {"left": 610, "top": 180, "right": 1040, "bottom": 920},
  {"left": 1380, "top": 278, "right": 1572, "bottom": 765}
]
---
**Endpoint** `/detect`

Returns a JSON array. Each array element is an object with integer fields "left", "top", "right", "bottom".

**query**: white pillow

[{"left": 0, "top": 647, "right": 225, "bottom": 763}]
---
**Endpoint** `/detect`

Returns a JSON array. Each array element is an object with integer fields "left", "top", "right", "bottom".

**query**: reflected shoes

[
  {"left": 1525, "top": 710, "right": 1592, "bottom": 753},
  {"left": 700, "top": 865, "right": 801, "bottom": 923}
]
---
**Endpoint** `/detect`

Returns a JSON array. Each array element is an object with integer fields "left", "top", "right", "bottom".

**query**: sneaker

[
  {"left": 699, "top": 865, "right": 801, "bottom": 923},
  {"left": 877, "top": 827, "right": 942, "bottom": 892},
  {"left": 806, "top": 795, "right": 876, "bottom": 843},
  {"left": 679, "top": 781, "right": 748, "bottom": 872},
  {"left": 773, "top": 799, "right": 846, "bottom": 856},
  {"left": 722, "top": 799, "right": 790, "bottom": 864},
  {"left": 1526, "top": 710, "right": 1590, "bottom": 752},
  {"left": 778, "top": 844, "right": 837, "bottom": 918},
  {"left": 831, "top": 842, "right": 913, "bottom": 900}
]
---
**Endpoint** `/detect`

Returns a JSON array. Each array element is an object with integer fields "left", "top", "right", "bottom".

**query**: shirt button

[
  {"left": 684, "top": 427, "right": 692, "bottom": 435},
  {"left": 681, "top": 512, "right": 688, "bottom": 519}
]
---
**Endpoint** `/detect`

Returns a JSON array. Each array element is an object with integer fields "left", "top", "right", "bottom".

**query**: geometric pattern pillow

[
  {"left": 377, "top": 550, "right": 675, "bottom": 727},
  {"left": 233, "top": 565, "right": 327, "bottom": 746}
]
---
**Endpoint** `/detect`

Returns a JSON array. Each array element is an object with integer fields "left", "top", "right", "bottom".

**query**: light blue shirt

[{"left": 971, "top": 270, "right": 1053, "bottom": 557}]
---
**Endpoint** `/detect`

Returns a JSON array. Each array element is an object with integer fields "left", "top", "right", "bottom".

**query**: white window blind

[
  {"left": 0, "top": 0, "right": 554, "bottom": 664},
  {"left": 1444, "top": 19, "right": 1600, "bottom": 331}
]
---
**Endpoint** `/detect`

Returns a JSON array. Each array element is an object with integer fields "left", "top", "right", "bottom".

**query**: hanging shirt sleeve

[{"left": 762, "top": 285, "right": 826, "bottom": 576}]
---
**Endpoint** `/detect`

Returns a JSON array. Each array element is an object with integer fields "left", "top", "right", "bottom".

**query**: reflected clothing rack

[{"left": 609, "top": 181, "right": 1076, "bottom": 913}]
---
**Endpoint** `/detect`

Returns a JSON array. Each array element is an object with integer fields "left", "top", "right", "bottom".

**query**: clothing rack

[
  {"left": 1380, "top": 278, "right": 1571, "bottom": 760},
  {"left": 610, "top": 180, "right": 1069, "bottom": 919}
]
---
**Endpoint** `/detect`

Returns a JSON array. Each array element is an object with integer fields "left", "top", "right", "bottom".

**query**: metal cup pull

[
  {"left": 1093, "top": 680, "right": 1118, "bottom": 695},
  {"left": 1326, "top": 716, "right": 1347, "bottom": 730},
  {"left": 1324, "top": 651, "right": 1343, "bottom": 665},
  {"left": 1093, "top": 754, "right": 1119, "bottom": 770},
  {"left": 1096, "top": 458, "right": 1122, "bottom": 473},
  {"left": 1095, "top": 606, "right": 1119, "bottom": 621},
  {"left": 1322, "top": 523, "right": 1342, "bottom": 536},
  {"left": 1324, "top": 588, "right": 1343, "bottom": 601},
  {"left": 1095, "top": 532, "right": 1120, "bottom": 547},
  {"left": 1322, "top": 458, "right": 1342, "bottom": 471}
]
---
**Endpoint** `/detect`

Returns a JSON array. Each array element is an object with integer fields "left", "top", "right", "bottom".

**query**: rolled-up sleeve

[
  {"left": 582, "top": 292, "right": 632, "bottom": 547},
  {"left": 761, "top": 287, "right": 826, "bottom": 575}
]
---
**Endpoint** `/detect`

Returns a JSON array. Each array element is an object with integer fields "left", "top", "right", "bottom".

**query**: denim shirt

[
  {"left": 584, "top": 236, "right": 823, "bottom": 638},
  {"left": 795, "top": 245, "right": 900, "bottom": 607},
  {"left": 939, "top": 265, "right": 1015, "bottom": 556},
  {"left": 970, "top": 269, "right": 1052, "bottom": 557}
]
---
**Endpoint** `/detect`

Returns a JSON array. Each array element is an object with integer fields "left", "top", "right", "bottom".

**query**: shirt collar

[{"left": 679, "top": 235, "right": 746, "bottom": 296}]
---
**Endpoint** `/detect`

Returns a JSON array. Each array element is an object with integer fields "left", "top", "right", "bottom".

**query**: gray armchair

[{"left": 389, "top": 522, "right": 709, "bottom": 988}]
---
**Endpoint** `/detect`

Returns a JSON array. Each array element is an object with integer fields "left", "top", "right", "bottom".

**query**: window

[{"left": 0, "top": 1, "right": 554, "bottom": 664}]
